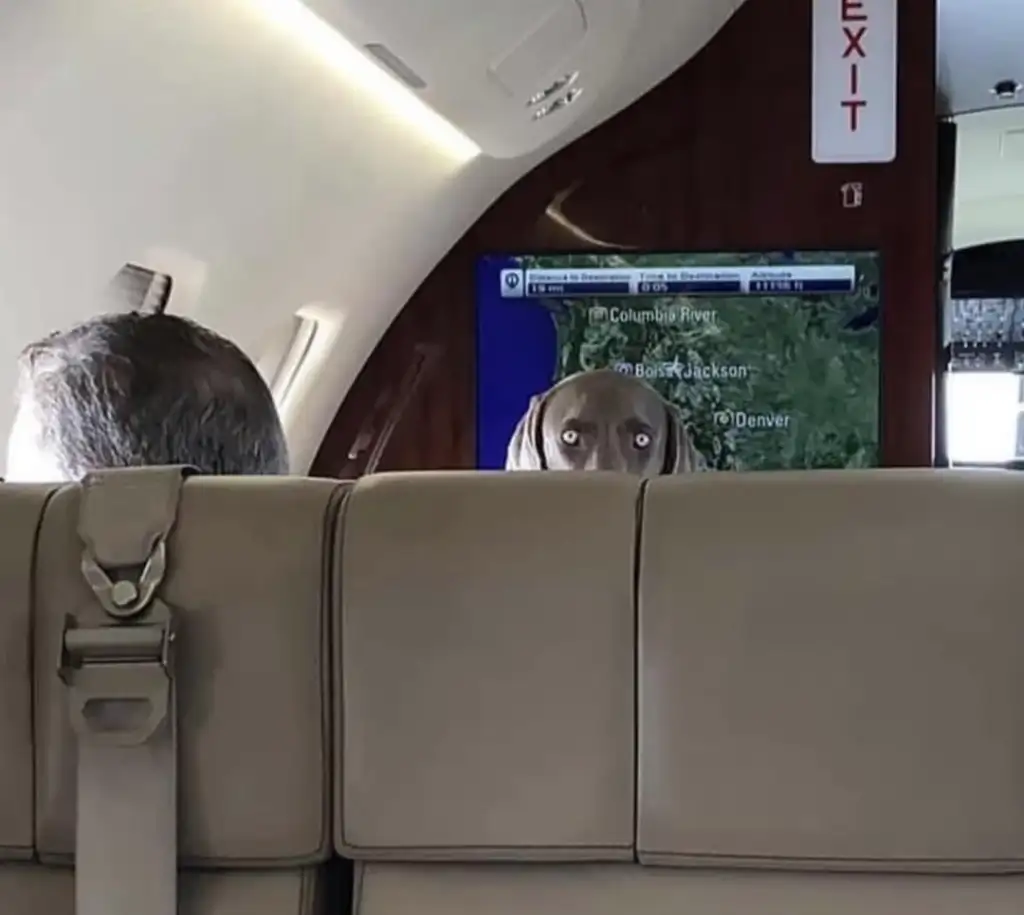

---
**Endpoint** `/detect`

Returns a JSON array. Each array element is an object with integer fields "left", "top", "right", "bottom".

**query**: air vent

[
  {"left": 526, "top": 71, "right": 578, "bottom": 107},
  {"left": 991, "top": 79, "right": 1022, "bottom": 101},
  {"left": 364, "top": 43, "right": 427, "bottom": 89},
  {"left": 531, "top": 86, "right": 584, "bottom": 120}
]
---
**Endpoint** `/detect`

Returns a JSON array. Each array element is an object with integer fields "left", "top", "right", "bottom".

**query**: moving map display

[{"left": 475, "top": 250, "right": 882, "bottom": 471}]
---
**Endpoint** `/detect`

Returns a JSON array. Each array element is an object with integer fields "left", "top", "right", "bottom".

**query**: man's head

[
  {"left": 505, "top": 368, "right": 704, "bottom": 474},
  {"left": 6, "top": 312, "right": 289, "bottom": 481}
]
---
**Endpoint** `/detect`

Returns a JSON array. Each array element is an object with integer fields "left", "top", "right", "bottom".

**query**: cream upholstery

[
  {"left": 639, "top": 470, "right": 1024, "bottom": 871},
  {"left": 0, "top": 485, "right": 58, "bottom": 860},
  {"left": 338, "top": 469, "right": 1024, "bottom": 915},
  {"left": 0, "top": 867, "right": 326, "bottom": 912},
  {"left": 353, "top": 863, "right": 1024, "bottom": 914},
  {"left": 335, "top": 471, "right": 640, "bottom": 860},
  {"left": 0, "top": 475, "right": 347, "bottom": 914},
  {"left": 6, "top": 467, "right": 1024, "bottom": 915}
]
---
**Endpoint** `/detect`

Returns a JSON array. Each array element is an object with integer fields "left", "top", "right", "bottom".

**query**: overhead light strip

[{"left": 252, "top": 0, "right": 480, "bottom": 162}]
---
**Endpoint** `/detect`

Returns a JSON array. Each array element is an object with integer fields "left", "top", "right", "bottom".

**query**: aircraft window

[
  {"left": 107, "top": 263, "right": 172, "bottom": 314},
  {"left": 946, "top": 371, "right": 1021, "bottom": 463},
  {"left": 945, "top": 297, "right": 1024, "bottom": 465},
  {"left": 270, "top": 315, "right": 317, "bottom": 407},
  {"left": 256, "top": 315, "right": 318, "bottom": 406}
]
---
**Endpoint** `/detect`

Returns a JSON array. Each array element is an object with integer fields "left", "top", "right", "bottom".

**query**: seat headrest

[
  {"left": 0, "top": 485, "right": 59, "bottom": 860},
  {"left": 17, "top": 464, "right": 1024, "bottom": 886},
  {"left": 638, "top": 470, "right": 1024, "bottom": 872},
  {"left": 335, "top": 471, "right": 640, "bottom": 861},
  {"left": 33, "top": 475, "right": 348, "bottom": 865}
]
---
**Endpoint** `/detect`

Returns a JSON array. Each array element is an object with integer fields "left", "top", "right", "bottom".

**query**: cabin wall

[{"left": 312, "top": 0, "right": 939, "bottom": 476}]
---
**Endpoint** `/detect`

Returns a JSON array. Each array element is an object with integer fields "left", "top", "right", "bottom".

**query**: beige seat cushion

[
  {"left": 32, "top": 476, "right": 347, "bottom": 866},
  {"left": 336, "top": 472, "right": 640, "bottom": 860},
  {"left": 0, "top": 485, "right": 59, "bottom": 859},
  {"left": 353, "top": 862, "right": 1024, "bottom": 915},
  {"left": 639, "top": 470, "right": 1024, "bottom": 870},
  {"left": 0, "top": 864, "right": 324, "bottom": 914}
]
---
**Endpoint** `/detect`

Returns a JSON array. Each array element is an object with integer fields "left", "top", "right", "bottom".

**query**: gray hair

[{"left": 16, "top": 312, "right": 289, "bottom": 478}]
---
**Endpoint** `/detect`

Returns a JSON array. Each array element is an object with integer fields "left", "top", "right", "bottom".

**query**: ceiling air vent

[
  {"left": 363, "top": 43, "right": 427, "bottom": 89},
  {"left": 526, "top": 71, "right": 578, "bottom": 107},
  {"left": 991, "top": 79, "right": 1022, "bottom": 101},
  {"left": 531, "top": 85, "right": 584, "bottom": 120}
]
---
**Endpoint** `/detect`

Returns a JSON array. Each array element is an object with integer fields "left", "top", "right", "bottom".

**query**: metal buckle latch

[{"left": 59, "top": 597, "right": 175, "bottom": 746}]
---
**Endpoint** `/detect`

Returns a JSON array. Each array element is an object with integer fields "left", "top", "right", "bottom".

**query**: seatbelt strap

[{"left": 58, "top": 466, "right": 192, "bottom": 915}]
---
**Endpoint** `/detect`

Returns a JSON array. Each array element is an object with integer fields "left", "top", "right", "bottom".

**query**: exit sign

[{"left": 812, "top": 0, "right": 898, "bottom": 163}]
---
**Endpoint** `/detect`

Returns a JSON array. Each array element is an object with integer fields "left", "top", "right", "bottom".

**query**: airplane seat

[
  {"left": 7, "top": 468, "right": 350, "bottom": 914},
  {"left": 334, "top": 468, "right": 1024, "bottom": 914},
  {"left": 334, "top": 471, "right": 642, "bottom": 911},
  {"left": 0, "top": 484, "right": 61, "bottom": 908},
  {"left": 637, "top": 470, "right": 1024, "bottom": 908}
]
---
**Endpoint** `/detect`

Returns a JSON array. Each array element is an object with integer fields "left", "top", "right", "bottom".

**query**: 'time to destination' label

[{"left": 498, "top": 265, "right": 857, "bottom": 298}]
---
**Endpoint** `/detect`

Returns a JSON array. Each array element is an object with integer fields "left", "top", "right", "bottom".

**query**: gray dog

[{"left": 505, "top": 368, "right": 705, "bottom": 473}]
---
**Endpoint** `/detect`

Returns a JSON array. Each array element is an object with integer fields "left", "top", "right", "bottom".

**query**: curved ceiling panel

[
  {"left": 301, "top": 0, "right": 643, "bottom": 157},
  {"left": 300, "top": 0, "right": 744, "bottom": 158}
]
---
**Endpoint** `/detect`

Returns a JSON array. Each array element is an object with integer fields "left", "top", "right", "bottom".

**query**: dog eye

[
  {"left": 633, "top": 432, "right": 652, "bottom": 449},
  {"left": 560, "top": 429, "right": 580, "bottom": 446}
]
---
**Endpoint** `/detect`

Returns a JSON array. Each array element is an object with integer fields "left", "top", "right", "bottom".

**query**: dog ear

[
  {"left": 505, "top": 394, "right": 549, "bottom": 470},
  {"left": 662, "top": 402, "right": 706, "bottom": 474}
]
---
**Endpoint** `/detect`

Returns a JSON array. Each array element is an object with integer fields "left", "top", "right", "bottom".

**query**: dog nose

[{"left": 587, "top": 447, "right": 625, "bottom": 471}]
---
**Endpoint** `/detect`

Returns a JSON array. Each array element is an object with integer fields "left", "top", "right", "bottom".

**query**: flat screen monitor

[{"left": 476, "top": 250, "right": 882, "bottom": 470}]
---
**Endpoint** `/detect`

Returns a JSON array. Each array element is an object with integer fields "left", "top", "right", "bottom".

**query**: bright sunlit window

[{"left": 945, "top": 371, "right": 1022, "bottom": 463}]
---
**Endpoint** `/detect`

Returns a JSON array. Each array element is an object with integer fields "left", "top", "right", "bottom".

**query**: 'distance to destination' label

[{"left": 498, "top": 265, "right": 857, "bottom": 299}]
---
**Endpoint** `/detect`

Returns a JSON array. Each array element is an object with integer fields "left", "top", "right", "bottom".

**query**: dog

[{"left": 505, "top": 368, "right": 705, "bottom": 473}]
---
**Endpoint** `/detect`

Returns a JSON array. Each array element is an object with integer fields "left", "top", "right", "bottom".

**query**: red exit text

[{"left": 840, "top": 0, "right": 868, "bottom": 132}]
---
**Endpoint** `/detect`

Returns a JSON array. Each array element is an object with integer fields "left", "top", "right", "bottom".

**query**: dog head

[{"left": 505, "top": 368, "right": 704, "bottom": 474}]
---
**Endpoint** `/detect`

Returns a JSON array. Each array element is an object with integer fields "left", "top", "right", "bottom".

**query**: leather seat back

[
  {"left": 335, "top": 471, "right": 640, "bottom": 861},
  {"left": 10, "top": 468, "right": 1023, "bottom": 914},
  {"left": 0, "top": 485, "right": 58, "bottom": 861},
  {"left": 336, "top": 469, "right": 1024, "bottom": 915},
  {"left": 639, "top": 470, "right": 1024, "bottom": 871},
  {"left": 0, "top": 473, "right": 349, "bottom": 914}
]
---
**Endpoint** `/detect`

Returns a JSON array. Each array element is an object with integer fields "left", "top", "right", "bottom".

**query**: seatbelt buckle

[{"left": 58, "top": 601, "right": 176, "bottom": 747}]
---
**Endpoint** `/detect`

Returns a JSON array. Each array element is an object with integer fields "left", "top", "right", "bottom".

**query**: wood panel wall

[{"left": 312, "top": 0, "right": 938, "bottom": 476}]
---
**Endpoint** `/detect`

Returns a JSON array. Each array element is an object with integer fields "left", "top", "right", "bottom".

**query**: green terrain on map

[{"left": 516, "top": 250, "right": 881, "bottom": 470}]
